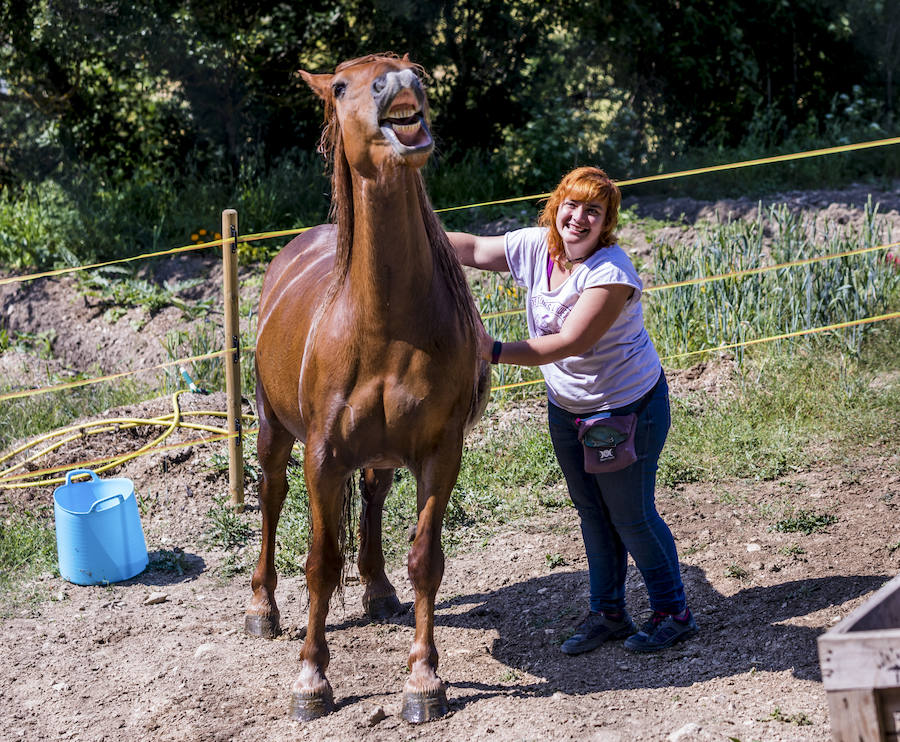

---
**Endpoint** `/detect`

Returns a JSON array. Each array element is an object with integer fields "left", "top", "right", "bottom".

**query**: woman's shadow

[{"left": 430, "top": 565, "right": 892, "bottom": 701}]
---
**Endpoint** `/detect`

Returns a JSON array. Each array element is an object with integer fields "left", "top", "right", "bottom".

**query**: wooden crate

[{"left": 818, "top": 572, "right": 900, "bottom": 741}]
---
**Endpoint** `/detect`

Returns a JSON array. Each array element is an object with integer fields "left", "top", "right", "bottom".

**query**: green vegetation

[
  {"left": 2, "top": 1, "right": 899, "bottom": 271},
  {"left": 75, "top": 267, "right": 212, "bottom": 322},
  {"left": 765, "top": 707, "right": 814, "bottom": 726},
  {"left": 202, "top": 495, "right": 253, "bottom": 551},
  {"left": 147, "top": 548, "right": 191, "bottom": 576},
  {"left": 647, "top": 200, "right": 898, "bottom": 363},
  {"left": 0, "top": 379, "right": 148, "bottom": 455},
  {"left": 2, "top": 193, "right": 899, "bottom": 603},
  {"left": 771, "top": 510, "right": 839, "bottom": 536},
  {"left": 725, "top": 564, "right": 751, "bottom": 580},
  {"left": 0, "top": 507, "right": 58, "bottom": 616}
]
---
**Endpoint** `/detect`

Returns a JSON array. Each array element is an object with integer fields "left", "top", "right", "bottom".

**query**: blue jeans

[{"left": 548, "top": 372, "right": 686, "bottom": 615}]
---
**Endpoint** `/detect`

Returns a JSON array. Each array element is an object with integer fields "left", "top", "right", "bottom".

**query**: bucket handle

[
  {"left": 88, "top": 493, "right": 126, "bottom": 513},
  {"left": 64, "top": 469, "right": 100, "bottom": 486}
]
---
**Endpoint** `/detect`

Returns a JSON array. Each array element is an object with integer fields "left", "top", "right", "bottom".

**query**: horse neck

[{"left": 347, "top": 168, "right": 433, "bottom": 309}]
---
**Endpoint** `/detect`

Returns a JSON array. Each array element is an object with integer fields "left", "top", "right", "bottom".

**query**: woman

[{"left": 449, "top": 166, "right": 697, "bottom": 655}]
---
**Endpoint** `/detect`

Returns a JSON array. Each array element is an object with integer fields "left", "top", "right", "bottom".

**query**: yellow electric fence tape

[
  {"left": 3, "top": 236, "right": 898, "bottom": 404},
  {"left": 434, "top": 136, "right": 900, "bottom": 213},
  {"left": 0, "top": 349, "right": 229, "bottom": 403},
  {"left": 2, "top": 135, "right": 898, "bottom": 289},
  {"left": 487, "top": 310, "right": 900, "bottom": 393},
  {"left": 0, "top": 391, "right": 256, "bottom": 488},
  {"left": 3, "top": 308, "right": 895, "bottom": 489},
  {"left": 2, "top": 135, "right": 900, "bottom": 486}
]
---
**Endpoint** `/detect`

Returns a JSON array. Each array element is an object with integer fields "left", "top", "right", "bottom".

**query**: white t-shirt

[{"left": 504, "top": 227, "right": 661, "bottom": 414}]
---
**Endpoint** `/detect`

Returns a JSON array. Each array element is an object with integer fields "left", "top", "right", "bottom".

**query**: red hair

[{"left": 538, "top": 167, "right": 621, "bottom": 268}]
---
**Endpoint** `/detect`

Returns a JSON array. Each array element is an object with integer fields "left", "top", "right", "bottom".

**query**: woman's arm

[
  {"left": 485, "top": 284, "right": 633, "bottom": 365},
  {"left": 446, "top": 232, "right": 510, "bottom": 271}
]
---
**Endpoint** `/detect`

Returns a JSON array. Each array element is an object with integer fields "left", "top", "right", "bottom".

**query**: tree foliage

[{"left": 0, "top": 0, "right": 897, "bottom": 193}]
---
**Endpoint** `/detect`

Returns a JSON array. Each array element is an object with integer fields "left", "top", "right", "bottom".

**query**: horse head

[{"left": 300, "top": 53, "right": 434, "bottom": 176}]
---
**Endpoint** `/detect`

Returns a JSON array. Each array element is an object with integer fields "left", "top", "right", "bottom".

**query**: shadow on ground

[{"left": 431, "top": 566, "right": 891, "bottom": 704}]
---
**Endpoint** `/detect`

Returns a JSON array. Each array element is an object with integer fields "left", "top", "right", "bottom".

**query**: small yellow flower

[
  {"left": 214, "top": 232, "right": 222, "bottom": 240},
  {"left": 190, "top": 233, "right": 199, "bottom": 242},
  {"left": 199, "top": 228, "right": 208, "bottom": 236}
]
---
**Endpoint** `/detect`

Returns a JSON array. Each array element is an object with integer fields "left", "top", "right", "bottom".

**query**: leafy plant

[
  {"left": 545, "top": 553, "right": 567, "bottom": 568},
  {"left": 147, "top": 548, "right": 190, "bottom": 575},
  {"left": 771, "top": 509, "right": 838, "bottom": 535},
  {"left": 765, "top": 707, "right": 813, "bottom": 726},
  {"left": 202, "top": 495, "right": 252, "bottom": 550},
  {"left": 76, "top": 266, "right": 211, "bottom": 319}
]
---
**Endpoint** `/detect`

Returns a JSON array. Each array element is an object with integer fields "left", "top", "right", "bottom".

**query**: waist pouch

[{"left": 575, "top": 412, "right": 637, "bottom": 473}]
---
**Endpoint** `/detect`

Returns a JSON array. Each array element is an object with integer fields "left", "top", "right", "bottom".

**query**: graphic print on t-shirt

[{"left": 530, "top": 293, "right": 572, "bottom": 336}]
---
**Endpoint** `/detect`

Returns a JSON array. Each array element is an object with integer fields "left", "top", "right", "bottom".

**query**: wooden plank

[
  {"left": 827, "top": 689, "right": 883, "bottom": 741},
  {"left": 881, "top": 687, "right": 900, "bottom": 737},
  {"left": 819, "top": 572, "right": 900, "bottom": 691},
  {"left": 852, "top": 574, "right": 900, "bottom": 632},
  {"left": 819, "top": 629, "right": 900, "bottom": 690},
  {"left": 833, "top": 573, "right": 900, "bottom": 634}
]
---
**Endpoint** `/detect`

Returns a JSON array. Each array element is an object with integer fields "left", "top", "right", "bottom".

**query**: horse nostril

[{"left": 372, "top": 75, "right": 386, "bottom": 95}]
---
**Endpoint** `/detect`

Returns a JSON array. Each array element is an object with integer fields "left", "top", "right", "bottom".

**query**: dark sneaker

[
  {"left": 624, "top": 610, "right": 698, "bottom": 653},
  {"left": 561, "top": 610, "right": 637, "bottom": 655}
]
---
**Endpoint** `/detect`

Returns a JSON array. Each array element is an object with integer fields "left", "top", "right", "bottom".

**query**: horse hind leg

[
  {"left": 245, "top": 387, "right": 294, "bottom": 639},
  {"left": 358, "top": 468, "right": 403, "bottom": 619}
]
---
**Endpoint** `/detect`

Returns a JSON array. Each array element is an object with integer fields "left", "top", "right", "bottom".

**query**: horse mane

[{"left": 414, "top": 174, "right": 483, "bottom": 337}]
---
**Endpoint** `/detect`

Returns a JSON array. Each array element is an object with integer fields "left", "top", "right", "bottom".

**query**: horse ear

[
  {"left": 402, "top": 53, "right": 410, "bottom": 63},
  {"left": 299, "top": 71, "right": 333, "bottom": 101}
]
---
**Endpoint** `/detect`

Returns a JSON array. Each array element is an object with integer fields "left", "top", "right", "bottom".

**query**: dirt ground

[{"left": 1, "top": 185, "right": 900, "bottom": 742}]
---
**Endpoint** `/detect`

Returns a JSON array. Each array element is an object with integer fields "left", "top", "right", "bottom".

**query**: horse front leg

[
  {"left": 245, "top": 389, "right": 294, "bottom": 639},
  {"left": 358, "top": 467, "right": 403, "bottom": 618},
  {"left": 290, "top": 454, "right": 346, "bottom": 721},
  {"left": 401, "top": 449, "right": 461, "bottom": 723}
]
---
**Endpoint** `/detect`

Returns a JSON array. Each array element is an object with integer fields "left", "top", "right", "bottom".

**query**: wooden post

[{"left": 221, "top": 209, "right": 244, "bottom": 509}]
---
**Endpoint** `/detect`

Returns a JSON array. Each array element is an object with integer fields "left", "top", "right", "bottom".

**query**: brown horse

[{"left": 245, "top": 53, "right": 490, "bottom": 723}]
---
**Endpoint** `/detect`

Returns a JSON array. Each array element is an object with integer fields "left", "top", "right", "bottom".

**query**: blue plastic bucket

[{"left": 53, "top": 469, "right": 148, "bottom": 585}]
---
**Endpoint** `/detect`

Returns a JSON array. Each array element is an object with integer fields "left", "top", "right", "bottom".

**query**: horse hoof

[
  {"left": 290, "top": 690, "right": 335, "bottom": 721},
  {"left": 244, "top": 612, "right": 281, "bottom": 639},
  {"left": 363, "top": 592, "right": 404, "bottom": 620},
  {"left": 401, "top": 688, "right": 449, "bottom": 723}
]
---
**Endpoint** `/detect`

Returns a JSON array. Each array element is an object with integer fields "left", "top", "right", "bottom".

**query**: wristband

[{"left": 491, "top": 340, "right": 502, "bottom": 365}]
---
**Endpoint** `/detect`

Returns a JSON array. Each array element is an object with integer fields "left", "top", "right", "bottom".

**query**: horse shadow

[{"left": 427, "top": 565, "right": 891, "bottom": 702}]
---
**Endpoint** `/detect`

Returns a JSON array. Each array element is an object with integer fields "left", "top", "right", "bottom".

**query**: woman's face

[{"left": 555, "top": 196, "right": 607, "bottom": 258}]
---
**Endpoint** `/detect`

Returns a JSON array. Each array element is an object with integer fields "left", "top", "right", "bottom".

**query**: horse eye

[{"left": 332, "top": 81, "right": 347, "bottom": 98}]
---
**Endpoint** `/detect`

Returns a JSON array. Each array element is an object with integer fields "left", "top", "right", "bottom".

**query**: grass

[
  {"left": 0, "top": 377, "right": 150, "bottom": 454},
  {"left": 658, "top": 325, "right": 900, "bottom": 488},
  {"left": 0, "top": 507, "right": 59, "bottom": 616},
  {"left": 771, "top": 509, "right": 838, "bottom": 536},
  {"left": 75, "top": 266, "right": 213, "bottom": 323}
]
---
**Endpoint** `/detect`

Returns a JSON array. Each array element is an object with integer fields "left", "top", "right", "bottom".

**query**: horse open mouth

[{"left": 379, "top": 106, "right": 433, "bottom": 155}]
